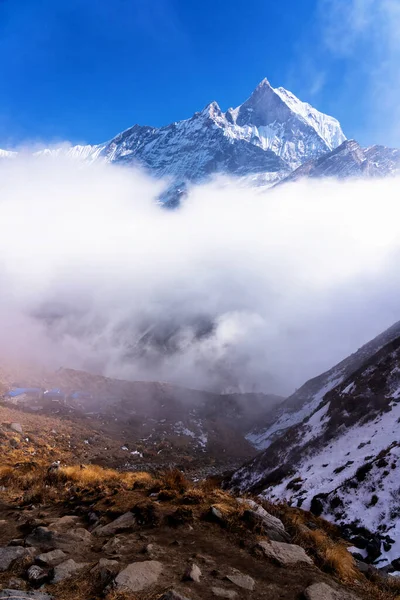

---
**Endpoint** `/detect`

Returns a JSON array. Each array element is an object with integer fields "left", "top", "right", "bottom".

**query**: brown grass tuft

[{"left": 159, "top": 468, "right": 189, "bottom": 493}]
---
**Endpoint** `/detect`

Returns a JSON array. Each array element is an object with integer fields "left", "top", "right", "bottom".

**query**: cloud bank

[{"left": 1, "top": 154, "right": 400, "bottom": 395}]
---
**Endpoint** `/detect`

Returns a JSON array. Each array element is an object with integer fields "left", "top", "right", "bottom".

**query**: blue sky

[{"left": 0, "top": 0, "right": 399, "bottom": 148}]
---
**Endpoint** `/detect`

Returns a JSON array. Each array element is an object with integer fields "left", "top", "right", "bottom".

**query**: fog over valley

[{"left": 1, "top": 154, "right": 400, "bottom": 396}]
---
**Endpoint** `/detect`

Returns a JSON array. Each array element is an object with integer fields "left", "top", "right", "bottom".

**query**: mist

[{"left": 1, "top": 153, "right": 400, "bottom": 395}]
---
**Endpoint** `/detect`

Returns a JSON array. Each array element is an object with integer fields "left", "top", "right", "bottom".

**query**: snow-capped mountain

[
  {"left": 280, "top": 139, "right": 400, "bottom": 183},
  {"left": 229, "top": 320, "right": 400, "bottom": 568},
  {"left": 0, "top": 79, "right": 346, "bottom": 189}
]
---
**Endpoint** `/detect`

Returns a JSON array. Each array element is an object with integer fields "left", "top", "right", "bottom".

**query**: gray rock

[
  {"left": 10, "top": 423, "right": 23, "bottom": 434},
  {"left": 0, "top": 592, "right": 52, "bottom": 600},
  {"left": 210, "top": 506, "right": 224, "bottom": 522},
  {"left": 258, "top": 540, "right": 313, "bottom": 566},
  {"left": 212, "top": 588, "right": 238, "bottom": 599},
  {"left": 0, "top": 547, "right": 32, "bottom": 572},
  {"left": 226, "top": 572, "right": 255, "bottom": 590},
  {"left": 304, "top": 582, "right": 360, "bottom": 600},
  {"left": 244, "top": 509, "right": 290, "bottom": 542},
  {"left": 26, "top": 526, "right": 91, "bottom": 552},
  {"left": 52, "top": 558, "right": 89, "bottom": 583},
  {"left": 36, "top": 549, "right": 67, "bottom": 567},
  {"left": 93, "top": 511, "right": 136, "bottom": 537},
  {"left": 90, "top": 558, "right": 119, "bottom": 586},
  {"left": 183, "top": 563, "right": 201, "bottom": 582},
  {"left": 48, "top": 516, "right": 81, "bottom": 532},
  {"left": 115, "top": 560, "right": 163, "bottom": 592}
]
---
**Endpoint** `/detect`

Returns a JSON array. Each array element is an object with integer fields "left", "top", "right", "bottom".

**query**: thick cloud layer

[{"left": 1, "top": 154, "right": 400, "bottom": 394}]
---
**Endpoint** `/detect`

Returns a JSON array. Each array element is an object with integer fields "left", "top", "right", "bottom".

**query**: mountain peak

[
  {"left": 255, "top": 77, "right": 272, "bottom": 90},
  {"left": 199, "top": 100, "right": 222, "bottom": 120}
]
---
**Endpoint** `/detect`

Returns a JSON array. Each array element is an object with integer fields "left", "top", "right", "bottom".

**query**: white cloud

[{"left": 1, "top": 155, "right": 400, "bottom": 395}]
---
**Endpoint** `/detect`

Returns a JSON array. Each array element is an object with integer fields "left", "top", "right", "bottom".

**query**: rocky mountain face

[
  {"left": 280, "top": 140, "right": 400, "bottom": 183},
  {"left": 1, "top": 79, "right": 399, "bottom": 199},
  {"left": 229, "top": 321, "right": 400, "bottom": 570},
  {"left": 0, "top": 79, "right": 346, "bottom": 192}
]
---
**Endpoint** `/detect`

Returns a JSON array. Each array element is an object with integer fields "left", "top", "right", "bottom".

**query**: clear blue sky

[{"left": 0, "top": 0, "right": 398, "bottom": 148}]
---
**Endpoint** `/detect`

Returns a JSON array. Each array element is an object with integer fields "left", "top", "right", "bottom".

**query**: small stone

[
  {"left": 258, "top": 540, "right": 313, "bottom": 566},
  {"left": 212, "top": 588, "right": 238, "bottom": 599},
  {"left": 93, "top": 511, "right": 136, "bottom": 537},
  {"left": 48, "top": 516, "right": 81, "bottom": 532},
  {"left": 36, "top": 549, "right": 67, "bottom": 567},
  {"left": 52, "top": 559, "right": 89, "bottom": 583},
  {"left": 226, "top": 572, "right": 255, "bottom": 590},
  {"left": 304, "top": 582, "right": 360, "bottom": 600},
  {"left": 10, "top": 423, "right": 23, "bottom": 434},
  {"left": 27, "top": 565, "right": 51, "bottom": 586},
  {"left": 210, "top": 506, "right": 224, "bottom": 522},
  {"left": 90, "top": 558, "right": 119, "bottom": 586},
  {"left": 183, "top": 563, "right": 201, "bottom": 582},
  {"left": 115, "top": 560, "right": 163, "bottom": 592}
]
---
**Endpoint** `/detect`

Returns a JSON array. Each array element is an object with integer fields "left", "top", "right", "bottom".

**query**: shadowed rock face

[{"left": 280, "top": 140, "right": 400, "bottom": 183}]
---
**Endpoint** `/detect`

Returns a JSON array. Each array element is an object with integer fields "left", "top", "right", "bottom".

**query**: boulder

[
  {"left": 35, "top": 549, "right": 67, "bottom": 567},
  {"left": 0, "top": 547, "right": 34, "bottom": 572},
  {"left": 212, "top": 588, "right": 238, "bottom": 599},
  {"left": 304, "top": 582, "right": 360, "bottom": 600},
  {"left": 258, "top": 540, "right": 313, "bottom": 566},
  {"left": 93, "top": 512, "right": 136, "bottom": 537},
  {"left": 115, "top": 560, "right": 163, "bottom": 592},
  {"left": 226, "top": 572, "right": 255, "bottom": 590},
  {"left": 183, "top": 563, "right": 201, "bottom": 582},
  {"left": 52, "top": 559, "right": 89, "bottom": 583}
]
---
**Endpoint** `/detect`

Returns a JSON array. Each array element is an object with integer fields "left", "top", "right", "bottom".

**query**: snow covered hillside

[{"left": 230, "top": 321, "right": 400, "bottom": 569}]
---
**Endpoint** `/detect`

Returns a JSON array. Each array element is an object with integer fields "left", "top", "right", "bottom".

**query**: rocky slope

[
  {"left": 0, "top": 461, "right": 396, "bottom": 600},
  {"left": 0, "top": 366, "right": 283, "bottom": 474},
  {"left": 280, "top": 140, "right": 400, "bottom": 183},
  {"left": 229, "top": 322, "right": 400, "bottom": 570}
]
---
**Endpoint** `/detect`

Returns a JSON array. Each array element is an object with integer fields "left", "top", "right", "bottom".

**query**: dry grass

[
  {"left": 259, "top": 502, "right": 359, "bottom": 582},
  {"left": 158, "top": 468, "right": 190, "bottom": 493}
]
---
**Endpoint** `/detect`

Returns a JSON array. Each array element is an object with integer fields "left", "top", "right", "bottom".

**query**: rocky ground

[{"left": 0, "top": 462, "right": 398, "bottom": 600}]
